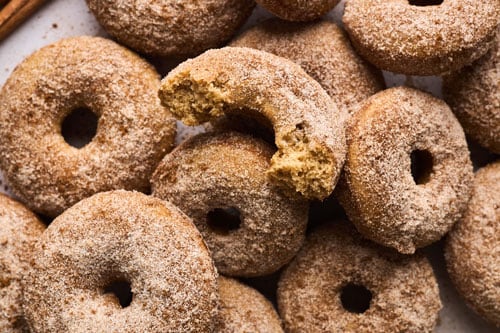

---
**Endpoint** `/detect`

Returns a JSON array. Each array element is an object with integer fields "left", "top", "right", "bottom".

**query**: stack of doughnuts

[{"left": 0, "top": 0, "right": 498, "bottom": 332}]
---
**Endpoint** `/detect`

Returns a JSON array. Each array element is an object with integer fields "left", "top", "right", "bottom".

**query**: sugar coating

[
  {"left": 0, "top": 194, "right": 45, "bottom": 333},
  {"left": 86, "top": 0, "right": 255, "bottom": 57},
  {"left": 0, "top": 36, "right": 176, "bottom": 217},
  {"left": 256, "top": 0, "right": 340, "bottom": 22},
  {"left": 159, "top": 46, "right": 348, "bottom": 200},
  {"left": 231, "top": 19, "right": 384, "bottom": 116},
  {"left": 443, "top": 31, "right": 500, "bottom": 154},
  {"left": 22, "top": 190, "right": 219, "bottom": 333},
  {"left": 445, "top": 162, "right": 500, "bottom": 327},
  {"left": 217, "top": 276, "right": 283, "bottom": 332},
  {"left": 343, "top": 0, "right": 500, "bottom": 75},
  {"left": 151, "top": 132, "right": 308, "bottom": 277},
  {"left": 336, "top": 87, "right": 473, "bottom": 254},
  {"left": 278, "top": 222, "right": 442, "bottom": 333}
]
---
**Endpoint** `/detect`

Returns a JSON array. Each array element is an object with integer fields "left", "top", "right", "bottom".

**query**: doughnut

[
  {"left": 151, "top": 132, "right": 308, "bottom": 277},
  {"left": 443, "top": 32, "right": 499, "bottom": 154},
  {"left": 255, "top": 0, "right": 340, "bottom": 22},
  {"left": 343, "top": 0, "right": 500, "bottom": 75},
  {"left": 86, "top": 0, "right": 255, "bottom": 57},
  {"left": 231, "top": 19, "right": 384, "bottom": 115},
  {"left": 23, "top": 190, "right": 219, "bottom": 332},
  {"left": 0, "top": 194, "right": 45, "bottom": 332},
  {"left": 0, "top": 36, "right": 176, "bottom": 217},
  {"left": 278, "top": 222, "right": 442, "bottom": 333},
  {"left": 217, "top": 276, "right": 283, "bottom": 332},
  {"left": 445, "top": 161, "right": 500, "bottom": 327},
  {"left": 336, "top": 87, "right": 473, "bottom": 254},
  {"left": 159, "top": 46, "right": 348, "bottom": 200}
]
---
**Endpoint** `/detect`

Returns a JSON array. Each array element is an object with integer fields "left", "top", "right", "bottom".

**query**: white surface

[{"left": 0, "top": 0, "right": 497, "bottom": 332}]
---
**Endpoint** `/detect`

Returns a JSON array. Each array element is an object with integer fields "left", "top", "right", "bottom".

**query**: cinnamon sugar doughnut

[
  {"left": 443, "top": 32, "right": 500, "bottom": 154},
  {"left": 278, "top": 222, "right": 442, "bottom": 333},
  {"left": 218, "top": 276, "right": 283, "bottom": 332},
  {"left": 343, "top": 0, "right": 500, "bottom": 75},
  {"left": 256, "top": 0, "right": 340, "bottom": 22},
  {"left": 159, "top": 46, "right": 348, "bottom": 200},
  {"left": 231, "top": 19, "right": 384, "bottom": 115},
  {"left": 23, "top": 190, "right": 219, "bottom": 332},
  {"left": 336, "top": 87, "right": 473, "bottom": 254},
  {"left": 86, "top": 0, "right": 255, "bottom": 57},
  {"left": 0, "top": 36, "right": 176, "bottom": 217},
  {"left": 0, "top": 194, "right": 45, "bottom": 333},
  {"left": 445, "top": 162, "right": 500, "bottom": 327},
  {"left": 151, "top": 132, "right": 308, "bottom": 277}
]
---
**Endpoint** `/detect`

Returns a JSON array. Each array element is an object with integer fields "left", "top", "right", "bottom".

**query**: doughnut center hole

[
  {"left": 410, "top": 149, "right": 434, "bottom": 185},
  {"left": 61, "top": 107, "right": 98, "bottom": 148},
  {"left": 340, "top": 283, "right": 372, "bottom": 314},
  {"left": 104, "top": 280, "right": 133, "bottom": 308},
  {"left": 409, "top": 0, "right": 443, "bottom": 6},
  {"left": 207, "top": 207, "right": 241, "bottom": 235}
]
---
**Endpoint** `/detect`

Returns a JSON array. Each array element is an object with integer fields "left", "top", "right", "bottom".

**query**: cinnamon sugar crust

[
  {"left": 0, "top": 36, "right": 176, "bottom": 217},
  {"left": 0, "top": 194, "right": 45, "bottom": 333},
  {"left": 158, "top": 47, "right": 348, "bottom": 200},
  {"left": 336, "top": 87, "right": 473, "bottom": 254},
  {"left": 343, "top": 0, "right": 500, "bottom": 75},
  {"left": 86, "top": 0, "right": 255, "bottom": 57},
  {"left": 277, "top": 222, "right": 442, "bottom": 333},
  {"left": 256, "top": 0, "right": 340, "bottom": 22},
  {"left": 23, "top": 190, "right": 219, "bottom": 333},
  {"left": 231, "top": 19, "right": 384, "bottom": 116},
  {"left": 151, "top": 132, "right": 308, "bottom": 277},
  {"left": 217, "top": 276, "right": 283, "bottom": 332},
  {"left": 445, "top": 162, "right": 500, "bottom": 327},
  {"left": 443, "top": 32, "right": 500, "bottom": 154}
]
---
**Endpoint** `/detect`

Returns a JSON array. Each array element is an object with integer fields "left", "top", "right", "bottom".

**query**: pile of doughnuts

[{"left": 0, "top": 1, "right": 498, "bottom": 332}]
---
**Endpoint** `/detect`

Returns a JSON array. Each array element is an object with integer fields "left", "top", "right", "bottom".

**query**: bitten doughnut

[
  {"left": 0, "top": 194, "right": 45, "bottom": 333},
  {"left": 336, "top": 87, "right": 473, "bottom": 254},
  {"left": 445, "top": 162, "right": 500, "bottom": 327},
  {"left": 151, "top": 132, "right": 308, "bottom": 277},
  {"left": 23, "top": 190, "right": 219, "bottom": 332},
  {"left": 86, "top": 0, "right": 255, "bottom": 57},
  {"left": 443, "top": 32, "right": 499, "bottom": 154},
  {"left": 255, "top": 0, "right": 339, "bottom": 22},
  {"left": 218, "top": 276, "right": 283, "bottom": 332},
  {"left": 343, "top": 0, "right": 500, "bottom": 75},
  {"left": 231, "top": 19, "right": 384, "bottom": 115},
  {"left": 278, "top": 222, "right": 442, "bottom": 333},
  {"left": 159, "top": 47, "right": 348, "bottom": 200},
  {"left": 0, "top": 36, "right": 176, "bottom": 217}
]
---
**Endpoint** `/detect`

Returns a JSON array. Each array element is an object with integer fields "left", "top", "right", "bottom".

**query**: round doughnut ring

[
  {"left": 255, "top": 0, "right": 340, "bottom": 22},
  {"left": 0, "top": 194, "right": 45, "bottom": 332},
  {"left": 444, "top": 32, "right": 500, "bottom": 154},
  {"left": 218, "top": 276, "right": 283, "bottom": 332},
  {"left": 278, "top": 222, "right": 442, "bottom": 333},
  {"left": 336, "top": 87, "right": 473, "bottom": 254},
  {"left": 445, "top": 161, "right": 500, "bottom": 327},
  {"left": 22, "top": 190, "right": 219, "bottom": 332},
  {"left": 343, "top": 0, "right": 500, "bottom": 75},
  {"left": 0, "top": 36, "right": 176, "bottom": 217},
  {"left": 231, "top": 19, "right": 384, "bottom": 115},
  {"left": 159, "top": 46, "right": 348, "bottom": 200},
  {"left": 86, "top": 0, "right": 255, "bottom": 57},
  {"left": 151, "top": 132, "right": 309, "bottom": 277}
]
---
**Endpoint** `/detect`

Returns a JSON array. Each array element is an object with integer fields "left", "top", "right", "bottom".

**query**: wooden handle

[{"left": 0, "top": 0, "right": 48, "bottom": 42}]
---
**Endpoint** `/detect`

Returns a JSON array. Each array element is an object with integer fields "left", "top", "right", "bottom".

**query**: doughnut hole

[
  {"left": 61, "top": 107, "right": 98, "bottom": 148},
  {"left": 410, "top": 149, "right": 434, "bottom": 185},
  {"left": 340, "top": 283, "right": 373, "bottom": 314},
  {"left": 408, "top": 0, "right": 444, "bottom": 6},
  {"left": 207, "top": 207, "right": 242, "bottom": 235},
  {"left": 103, "top": 279, "right": 133, "bottom": 308}
]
